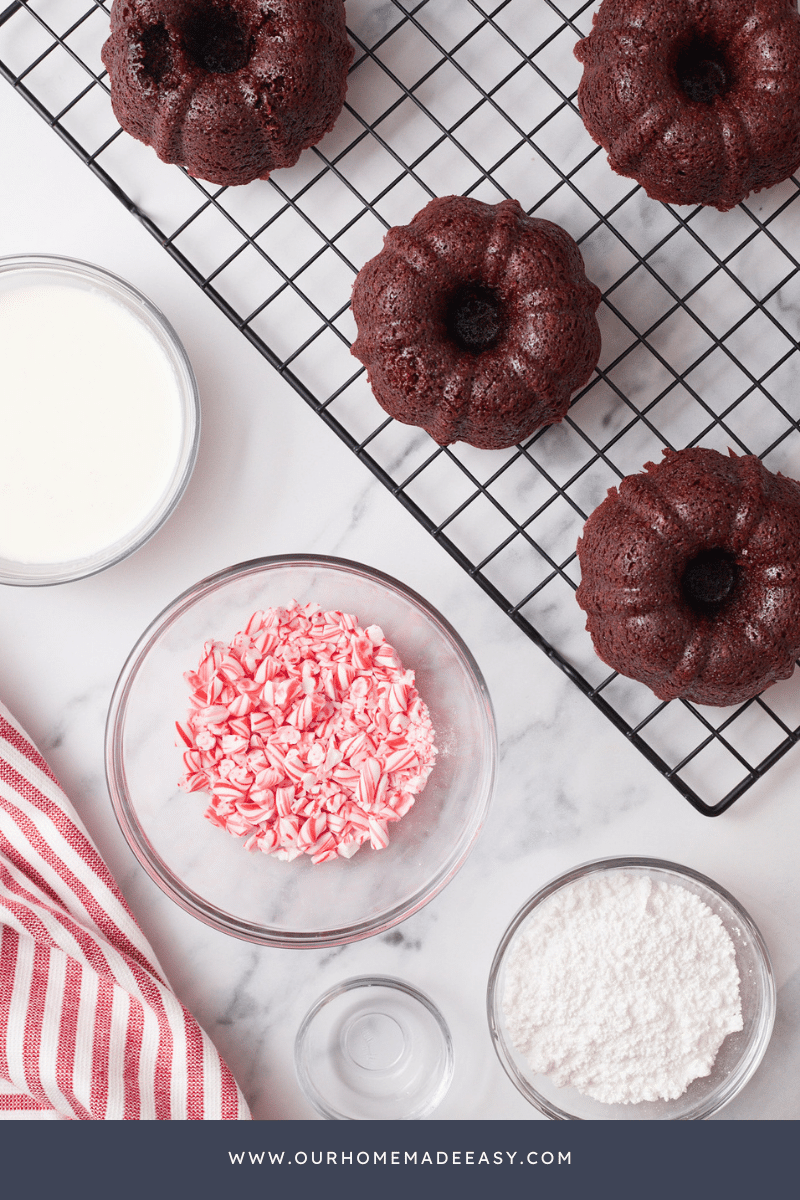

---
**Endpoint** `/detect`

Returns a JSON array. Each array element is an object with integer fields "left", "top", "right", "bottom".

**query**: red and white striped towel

[{"left": 0, "top": 700, "right": 251, "bottom": 1120}]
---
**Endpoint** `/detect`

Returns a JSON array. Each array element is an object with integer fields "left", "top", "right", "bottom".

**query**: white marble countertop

[{"left": 1, "top": 82, "right": 798, "bottom": 1123}]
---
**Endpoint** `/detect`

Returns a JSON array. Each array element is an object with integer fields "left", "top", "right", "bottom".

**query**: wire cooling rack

[{"left": 3, "top": 0, "right": 800, "bottom": 815}]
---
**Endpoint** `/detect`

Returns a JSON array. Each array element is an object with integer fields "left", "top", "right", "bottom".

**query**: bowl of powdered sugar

[{"left": 488, "top": 857, "right": 775, "bottom": 1119}]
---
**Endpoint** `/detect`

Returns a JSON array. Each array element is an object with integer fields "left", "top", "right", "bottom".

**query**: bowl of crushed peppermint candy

[{"left": 106, "top": 554, "right": 497, "bottom": 947}]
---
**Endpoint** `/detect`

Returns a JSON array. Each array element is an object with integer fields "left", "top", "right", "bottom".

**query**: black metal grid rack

[{"left": 3, "top": 0, "right": 800, "bottom": 815}]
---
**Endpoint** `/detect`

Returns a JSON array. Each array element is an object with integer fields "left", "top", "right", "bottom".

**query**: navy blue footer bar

[{"left": 0, "top": 1118, "right": 794, "bottom": 1200}]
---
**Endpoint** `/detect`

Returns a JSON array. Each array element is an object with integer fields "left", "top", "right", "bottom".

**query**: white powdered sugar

[{"left": 502, "top": 871, "right": 743, "bottom": 1105}]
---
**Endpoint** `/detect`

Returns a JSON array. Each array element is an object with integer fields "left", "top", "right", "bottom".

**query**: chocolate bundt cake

[
  {"left": 576, "top": 448, "right": 800, "bottom": 706},
  {"left": 350, "top": 196, "right": 601, "bottom": 450},
  {"left": 101, "top": 0, "right": 352, "bottom": 187},
  {"left": 574, "top": 0, "right": 800, "bottom": 211}
]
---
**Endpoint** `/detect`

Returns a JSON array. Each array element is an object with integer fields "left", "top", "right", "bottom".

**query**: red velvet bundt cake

[
  {"left": 574, "top": 0, "right": 800, "bottom": 211},
  {"left": 101, "top": 0, "right": 352, "bottom": 187},
  {"left": 350, "top": 196, "right": 601, "bottom": 450},
  {"left": 576, "top": 448, "right": 800, "bottom": 706}
]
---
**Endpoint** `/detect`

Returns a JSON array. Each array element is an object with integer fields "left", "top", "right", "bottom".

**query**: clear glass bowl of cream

[
  {"left": 487, "top": 857, "right": 776, "bottom": 1120},
  {"left": 0, "top": 254, "right": 199, "bottom": 585}
]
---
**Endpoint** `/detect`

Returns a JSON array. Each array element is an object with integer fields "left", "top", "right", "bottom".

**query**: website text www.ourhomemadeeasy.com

[{"left": 228, "top": 1149, "right": 571, "bottom": 1167}]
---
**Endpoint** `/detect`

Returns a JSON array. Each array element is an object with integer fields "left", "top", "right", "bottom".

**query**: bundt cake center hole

[
  {"left": 446, "top": 285, "right": 502, "bottom": 353},
  {"left": 682, "top": 549, "right": 739, "bottom": 614},
  {"left": 184, "top": 3, "right": 252, "bottom": 74},
  {"left": 676, "top": 38, "right": 730, "bottom": 104},
  {"left": 140, "top": 24, "right": 171, "bottom": 85}
]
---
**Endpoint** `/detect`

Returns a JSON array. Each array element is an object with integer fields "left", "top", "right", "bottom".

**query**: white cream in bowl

[{"left": 0, "top": 256, "right": 199, "bottom": 584}]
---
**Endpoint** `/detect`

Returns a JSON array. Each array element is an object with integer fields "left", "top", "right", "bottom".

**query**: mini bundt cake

[
  {"left": 101, "top": 0, "right": 353, "bottom": 187},
  {"left": 574, "top": 0, "right": 800, "bottom": 211},
  {"left": 350, "top": 196, "right": 601, "bottom": 450},
  {"left": 576, "top": 447, "right": 800, "bottom": 706}
]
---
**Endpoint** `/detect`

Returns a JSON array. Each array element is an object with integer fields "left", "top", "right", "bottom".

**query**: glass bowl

[
  {"left": 295, "top": 976, "right": 454, "bottom": 1119},
  {"left": 106, "top": 555, "right": 497, "bottom": 947},
  {"left": 487, "top": 856, "right": 775, "bottom": 1120},
  {"left": 0, "top": 254, "right": 199, "bottom": 585}
]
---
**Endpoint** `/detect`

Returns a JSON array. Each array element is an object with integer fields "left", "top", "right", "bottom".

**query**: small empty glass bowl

[
  {"left": 487, "top": 857, "right": 775, "bottom": 1120},
  {"left": 0, "top": 254, "right": 198, "bottom": 585},
  {"left": 295, "top": 976, "right": 454, "bottom": 1120},
  {"left": 106, "top": 555, "right": 496, "bottom": 947}
]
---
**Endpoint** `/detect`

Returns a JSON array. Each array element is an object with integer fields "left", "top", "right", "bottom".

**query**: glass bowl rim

[
  {"left": 105, "top": 553, "right": 498, "bottom": 947},
  {"left": 294, "top": 973, "right": 455, "bottom": 1120},
  {"left": 487, "top": 854, "right": 776, "bottom": 1120},
  {"left": 0, "top": 252, "right": 200, "bottom": 586}
]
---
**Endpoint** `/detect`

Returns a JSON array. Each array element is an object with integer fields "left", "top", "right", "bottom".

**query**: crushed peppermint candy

[{"left": 176, "top": 602, "right": 437, "bottom": 864}]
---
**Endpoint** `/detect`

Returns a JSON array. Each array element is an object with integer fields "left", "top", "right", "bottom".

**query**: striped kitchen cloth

[{"left": 0, "top": 700, "right": 251, "bottom": 1120}]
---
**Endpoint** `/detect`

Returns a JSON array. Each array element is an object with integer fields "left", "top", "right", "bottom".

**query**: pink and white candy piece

[{"left": 177, "top": 602, "right": 437, "bottom": 864}]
